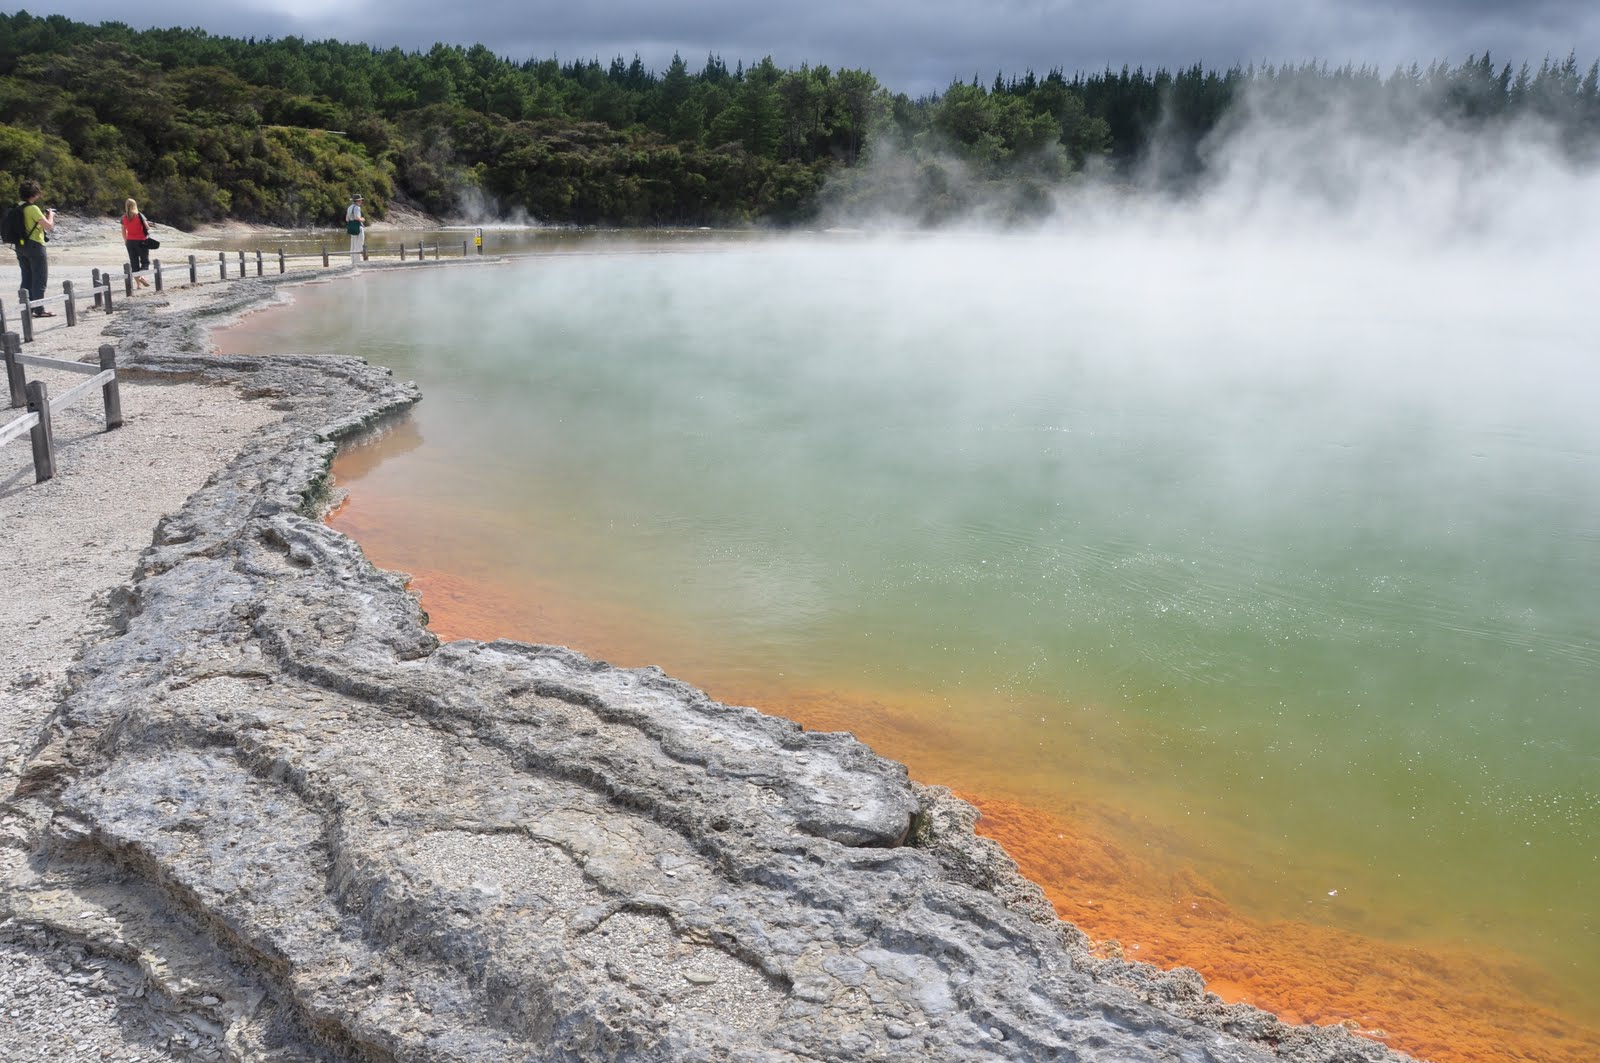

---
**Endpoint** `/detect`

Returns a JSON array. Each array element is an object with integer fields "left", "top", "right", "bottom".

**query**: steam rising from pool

[{"left": 219, "top": 107, "right": 1600, "bottom": 1057}]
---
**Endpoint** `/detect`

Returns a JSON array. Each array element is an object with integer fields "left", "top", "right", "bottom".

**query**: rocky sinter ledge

[{"left": 4, "top": 280, "right": 1413, "bottom": 1062}]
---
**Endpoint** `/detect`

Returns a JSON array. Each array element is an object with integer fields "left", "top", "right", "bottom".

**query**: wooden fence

[
  {"left": 0, "top": 332, "right": 121, "bottom": 483},
  {"left": 0, "top": 227, "right": 500, "bottom": 481},
  {"left": 5, "top": 227, "right": 489, "bottom": 344},
  {"left": 9, "top": 277, "right": 101, "bottom": 342}
]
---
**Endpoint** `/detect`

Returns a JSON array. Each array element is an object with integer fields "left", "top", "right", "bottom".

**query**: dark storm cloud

[{"left": 13, "top": 0, "right": 1600, "bottom": 93}]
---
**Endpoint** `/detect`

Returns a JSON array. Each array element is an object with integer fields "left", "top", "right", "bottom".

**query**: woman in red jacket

[{"left": 121, "top": 198, "right": 153, "bottom": 288}]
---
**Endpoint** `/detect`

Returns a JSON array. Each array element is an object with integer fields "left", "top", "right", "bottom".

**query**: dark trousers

[
  {"left": 125, "top": 239, "right": 149, "bottom": 272},
  {"left": 14, "top": 241, "right": 47, "bottom": 314}
]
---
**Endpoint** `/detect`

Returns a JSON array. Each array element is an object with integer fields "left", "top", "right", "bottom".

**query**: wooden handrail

[{"left": 0, "top": 339, "right": 122, "bottom": 482}]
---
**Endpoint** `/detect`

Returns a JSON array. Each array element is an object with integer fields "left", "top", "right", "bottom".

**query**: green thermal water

[{"left": 218, "top": 235, "right": 1600, "bottom": 1009}]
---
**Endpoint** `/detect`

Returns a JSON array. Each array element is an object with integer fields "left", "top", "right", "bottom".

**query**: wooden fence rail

[
  {"left": 0, "top": 334, "right": 121, "bottom": 483},
  {"left": 397, "top": 242, "right": 447, "bottom": 261},
  {"left": 1, "top": 228, "right": 511, "bottom": 478},
  {"left": 5, "top": 229, "right": 495, "bottom": 346}
]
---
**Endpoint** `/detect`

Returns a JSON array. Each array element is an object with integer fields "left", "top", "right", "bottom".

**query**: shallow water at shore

[
  {"left": 187, "top": 225, "right": 766, "bottom": 261},
  {"left": 216, "top": 236, "right": 1600, "bottom": 1063}
]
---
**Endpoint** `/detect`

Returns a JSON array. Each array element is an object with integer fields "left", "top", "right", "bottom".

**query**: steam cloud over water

[
  {"left": 228, "top": 103, "right": 1600, "bottom": 1056},
  {"left": 829, "top": 79, "right": 1600, "bottom": 258},
  {"left": 806, "top": 98, "right": 1600, "bottom": 470},
  {"left": 1153, "top": 92, "right": 1599, "bottom": 251},
  {"left": 808, "top": 92, "right": 1600, "bottom": 491}
]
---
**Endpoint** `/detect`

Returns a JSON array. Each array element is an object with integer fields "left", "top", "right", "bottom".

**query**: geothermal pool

[{"left": 218, "top": 234, "right": 1600, "bottom": 1063}]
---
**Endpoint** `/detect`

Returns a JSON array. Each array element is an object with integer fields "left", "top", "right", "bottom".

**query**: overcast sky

[{"left": 10, "top": 0, "right": 1600, "bottom": 96}]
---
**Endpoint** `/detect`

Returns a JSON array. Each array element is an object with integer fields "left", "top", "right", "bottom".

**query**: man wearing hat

[{"left": 346, "top": 193, "right": 367, "bottom": 265}]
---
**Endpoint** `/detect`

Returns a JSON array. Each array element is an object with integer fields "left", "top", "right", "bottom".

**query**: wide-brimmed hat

[{"left": 353, "top": 194, "right": 364, "bottom": 201}]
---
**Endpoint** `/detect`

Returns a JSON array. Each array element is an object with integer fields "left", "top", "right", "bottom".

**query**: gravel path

[{"left": 1, "top": 217, "right": 289, "bottom": 1061}]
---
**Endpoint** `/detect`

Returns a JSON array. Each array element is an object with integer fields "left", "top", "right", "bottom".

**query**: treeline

[{"left": 1, "top": 10, "right": 1597, "bottom": 228}]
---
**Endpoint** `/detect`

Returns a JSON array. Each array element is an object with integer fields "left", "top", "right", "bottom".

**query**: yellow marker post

[{"left": 475, "top": 227, "right": 483, "bottom": 255}]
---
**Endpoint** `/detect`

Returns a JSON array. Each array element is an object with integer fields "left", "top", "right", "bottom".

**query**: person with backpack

[
  {"left": 121, "top": 197, "right": 154, "bottom": 288},
  {"left": 7, "top": 179, "right": 56, "bottom": 317},
  {"left": 346, "top": 193, "right": 366, "bottom": 265}
]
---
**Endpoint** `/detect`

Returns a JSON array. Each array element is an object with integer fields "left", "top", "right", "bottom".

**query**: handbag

[
  {"left": 346, "top": 219, "right": 363, "bottom": 236},
  {"left": 144, "top": 237, "right": 161, "bottom": 250}
]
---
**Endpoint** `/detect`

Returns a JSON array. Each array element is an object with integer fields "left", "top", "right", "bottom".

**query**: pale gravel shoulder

[
  {"left": 0, "top": 372, "right": 280, "bottom": 773},
  {"left": 0, "top": 218, "right": 298, "bottom": 1062},
  {"left": 1, "top": 217, "right": 297, "bottom": 787}
]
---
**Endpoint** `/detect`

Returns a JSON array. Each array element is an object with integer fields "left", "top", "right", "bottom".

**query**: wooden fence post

[
  {"left": 3, "top": 331, "right": 25, "bottom": 408},
  {"left": 361, "top": 245, "right": 369, "bottom": 262},
  {"left": 400, "top": 244, "right": 407, "bottom": 261},
  {"left": 433, "top": 242, "right": 440, "bottom": 261},
  {"left": 123, "top": 263, "right": 133, "bottom": 297},
  {"left": 322, "top": 244, "right": 329, "bottom": 267},
  {"left": 17, "top": 289, "right": 33, "bottom": 343},
  {"left": 92, "top": 268, "right": 103, "bottom": 309},
  {"left": 154, "top": 260, "right": 164, "bottom": 292},
  {"left": 62, "top": 280, "right": 76, "bottom": 326},
  {"left": 278, "top": 248, "right": 286, "bottom": 274},
  {"left": 237, "top": 250, "right": 246, "bottom": 279},
  {"left": 218, "top": 252, "right": 227, "bottom": 280},
  {"left": 463, "top": 240, "right": 469, "bottom": 258},
  {"left": 26, "top": 379, "right": 53, "bottom": 482},
  {"left": 255, "top": 249, "right": 263, "bottom": 277},
  {"left": 100, "top": 274, "right": 114, "bottom": 314},
  {"left": 188, "top": 254, "right": 198, "bottom": 285},
  {"left": 99, "top": 344, "right": 123, "bottom": 430}
]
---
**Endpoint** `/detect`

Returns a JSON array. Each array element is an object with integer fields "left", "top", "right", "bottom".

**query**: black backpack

[{"left": 1, "top": 202, "right": 29, "bottom": 245}]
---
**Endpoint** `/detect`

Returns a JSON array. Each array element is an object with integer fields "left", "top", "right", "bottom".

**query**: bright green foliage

[{"left": 0, "top": 12, "right": 1595, "bottom": 227}]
